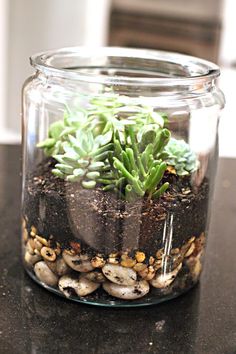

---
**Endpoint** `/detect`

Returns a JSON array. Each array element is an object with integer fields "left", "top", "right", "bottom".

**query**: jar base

[{"left": 24, "top": 265, "right": 199, "bottom": 308}]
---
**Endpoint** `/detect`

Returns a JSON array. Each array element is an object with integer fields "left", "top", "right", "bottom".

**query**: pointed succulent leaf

[
  {"left": 88, "top": 161, "right": 105, "bottom": 171},
  {"left": 80, "top": 130, "right": 94, "bottom": 152},
  {"left": 94, "top": 130, "right": 112, "bottom": 146},
  {"left": 66, "top": 175, "right": 82, "bottom": 182},
  {"left": 68, "top": 135, "right": 87, "bottom": 156},
  {"left": 149, "top": 111, "right": 165, "bottom": 127},
  {"left": 77, "top": 159, "right": 89, "bottom": 168},
  {"left": 93, "top": 151, "right": 109, "bottom": 162},
  {"left": 103, "top": 184, "right": 116, "bottom": 191},
  {"left": 37, "top": 138, "right": 56, "bottom": 148},
  {"left": 53, "top": 155, "right": 66, "bottom": 164},
  {"left": 59, "top": 126, "right": 76, "bottom": 138},
  {"left": 54, "top": 164, "right": 73, "bottom": 174},
  {"left": 52, "top": 169, "right": 65, "bottom": 178},
  {"left": 73, "top": 168, "right": 85, "bottom": 177},
  {"left": 49, "top": 121, "right": 65, "bottom": 139},
  {"left": 82, "top": 180, "right": 96, "bottom": 189},
  {"left": 86, "top": 171, "right": 100, "bottom": 180},
  {"left": 91, "top": 143, "right": 114, "bottom": 157},
  {"left": 152, "top": 182, "right": 170, "bottom": 199}
]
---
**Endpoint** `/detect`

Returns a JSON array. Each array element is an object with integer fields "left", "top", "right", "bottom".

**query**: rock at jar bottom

[{"left": 23, "top": 224, "right": 205, "bottom": 302}]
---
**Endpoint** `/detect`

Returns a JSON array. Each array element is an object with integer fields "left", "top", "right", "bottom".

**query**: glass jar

[{"left": 21, "top": 47, "right": 225, "bottom": 307}]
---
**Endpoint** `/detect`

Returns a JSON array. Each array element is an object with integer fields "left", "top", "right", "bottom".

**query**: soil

[{"left": 23, "top": 158, "right": 209, "bottom": 255}]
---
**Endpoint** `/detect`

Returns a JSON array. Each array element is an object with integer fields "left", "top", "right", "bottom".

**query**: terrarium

[{"left": 21, "top": 47, "right": 225, "bottom": 306}]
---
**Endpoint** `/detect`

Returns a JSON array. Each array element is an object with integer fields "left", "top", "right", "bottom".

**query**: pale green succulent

[
  {"left": 51, "top": 129, "right": 113, "bottom": 188},
  {"left": 163, "top": 138, "right": 199, "bottom": 175}
]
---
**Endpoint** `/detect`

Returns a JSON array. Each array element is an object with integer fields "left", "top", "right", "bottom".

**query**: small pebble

[
  {"left": 102, "top": 264, "right": 137, "bottom": 285},
  {"left": 186, "top": 257, "right": 202, "bottom": 281},
  {"left": 184, "top": 242, "right": 195, "bottom": 258},
  {"left": 91, "top": 255, "right": 106, "bottom": 268},
  {"left": 149, "top": 256, "right": 155, "bottom": 265},
  {"left": 156, "top": 248, "right": 164, "bottom": 259},
  {"left": 46, "top": 258, "right": 70, "bottom": 276},
  {"left": 133, "top": 263, "right": 147, "bottom": 272},
  {"left": 22, "top": 227, "right": 28, "bottom": 243},
  {"left": 188, "top": 236, "right": 196, "bottom": 244},
  {"left": 34, "top": 249, "right": 41, "bottom": 256},
  {"left": 135, "top": 251, "right": 145, "bottom": 263},
  {"left": 24, "top": 251, "right": 41, "bottom": 266},
  {"left": 154, "top": 260, "right": 162, "bottom": 271},
  {"left": 69, "top": 241, "right": 81, "bottom": 254},
  {"left": 145, "top": 266, "right": 155, "bottom": 281},
  {"left": 26, "top": 241, "right": 35, "bottom": 255},
  {"left": 35, "top": 235, "right": 48, "bottom": 246},
  {"left": 56, "top": 258, "right": 70, "bottom": 276},
  {"left": 34, "top": 239, "right": 43, "bottom": 251},
  {"left": 58, "top": 276, "right": 80, "bottom": 297},
  {"left": 76, "top": 276, "right": 100, "bottom": 296},
  {"left": 30, "top": 226, "right": 37, "bottom": 237},
  {"left": 41, "top": 247, "right": 57, "bottom": 262},
  {"left": 34, "top": 261, "right": 58, "bottom": 287},
  {"left": 58, "top": 275, "right": 100, "bottom": 297},
  {"left": 108, "top": 257, "right": 119, "bottom": 265},
  {"left": 63, "top": 248, "right": 76, "bottom": 256},
  {"left": 120, "top": 255, "right": 136, "bottom": 268},
  {"left": 62, "top": 251, "right": 93, "bottom": 272},
  {"left": 171, "top": 248, "right": 180, "bottom": 255},
  {"left": 28, "top": 238, "right": 36, "bottom": 250},
  {"left": 150, "top": 263, "right": 182, "bottom": 289},
  {"left": 103, "top": 280, "right": 150, "bottom": 300}
]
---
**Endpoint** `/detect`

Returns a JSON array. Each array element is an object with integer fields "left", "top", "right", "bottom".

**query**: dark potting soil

[{"left": 23, "top": 158, "right": 209, "bottom": 255}]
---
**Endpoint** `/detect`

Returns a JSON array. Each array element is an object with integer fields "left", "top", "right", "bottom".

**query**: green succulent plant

[
  {"left": 37, "top": 93, "right": 199, "bottom": 200},
  {"left": 51, "top": 129, "right": 113, "bottom": 188},
  {"left": 99, "top": 126, "right": 171, "bottom": 200},
  {"left": 163, "top": 138, "right": 199, "bottom": 176},
  {"left": 37, "top": 93, "right": 166, "bottom": 156}
]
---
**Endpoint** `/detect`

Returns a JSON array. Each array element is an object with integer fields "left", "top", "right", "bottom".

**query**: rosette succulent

[
  {"left": 163, "top": 138, "right": 199, "bottom": 175},
  {"left": 52, "top": 129, "right": 113, "bottom": 188}
]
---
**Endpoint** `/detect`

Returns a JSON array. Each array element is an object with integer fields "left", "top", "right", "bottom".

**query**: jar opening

[{"left": 30, "top": 47, "right": 220, "bottom": 86}]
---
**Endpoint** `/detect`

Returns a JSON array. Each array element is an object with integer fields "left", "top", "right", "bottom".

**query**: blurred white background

[
  {"left": 0, "top": 0, "right": 235, "bottom": 158},
  {"left": 0, "top": 0, "right": 111, "bottom": 143}
]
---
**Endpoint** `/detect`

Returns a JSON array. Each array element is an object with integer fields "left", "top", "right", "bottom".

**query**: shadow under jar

[{"left": 21, "top": 47, "right": 225, "bottom": 307}]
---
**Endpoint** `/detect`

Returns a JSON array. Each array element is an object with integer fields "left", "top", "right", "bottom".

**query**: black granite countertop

[{"left": 0, "top": 145, "right": 235, "bottom": 354}]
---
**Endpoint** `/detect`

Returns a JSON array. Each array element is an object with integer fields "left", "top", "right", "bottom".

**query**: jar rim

[{"left": 30, "top": 46, "right": 220, "bottom": 86}]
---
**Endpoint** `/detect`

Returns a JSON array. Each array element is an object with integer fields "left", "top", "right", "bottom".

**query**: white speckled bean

[
  {"left": 102, "top": 264, "right": 137, "bottom": 286},
  {"left": 58, "top": 275, "right": 100, "bottom": 297},
  {"left": 103, "top": 280, "right": 150, "bottom": 300},
  {"left": 62, "top": 251, "right": 93, "bottom": 272},
  {"left": 150, "top": 263, "right": 182, "bottom": 289},
  {"left": 34, "top": 261, "right": 58, "bottom": 287},
  {"left": 76, "top": 276, "right": 100, "bottom": 296}
]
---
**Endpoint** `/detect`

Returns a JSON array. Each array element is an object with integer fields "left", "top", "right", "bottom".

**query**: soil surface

[{"left": 23, "top": 158, "right": 209, "bottom": 255}]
